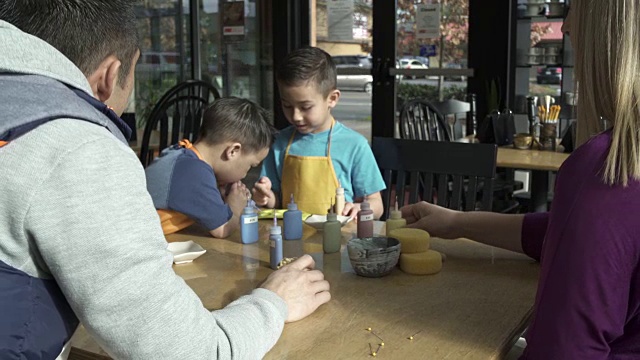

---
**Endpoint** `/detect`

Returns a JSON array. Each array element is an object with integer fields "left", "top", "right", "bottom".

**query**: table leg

[{"left": 530, "top": 170, "right": 549, "bottom": 212}]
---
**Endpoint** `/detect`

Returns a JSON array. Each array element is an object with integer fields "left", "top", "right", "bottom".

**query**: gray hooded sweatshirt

[{"left": 0, "top": 20, "right": 286, "bottom": 359}]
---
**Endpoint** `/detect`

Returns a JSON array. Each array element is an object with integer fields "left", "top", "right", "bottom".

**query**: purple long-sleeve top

[{"left": 520, "top": 131, "right": 640, "bottom": 359}]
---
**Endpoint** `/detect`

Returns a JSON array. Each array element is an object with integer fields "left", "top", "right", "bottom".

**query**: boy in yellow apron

[
  {"left": 252, "top": 47, "right": 385, "bottom": 218},
  {"left": 145, "top": 97, "right": 272, "bottom": 237}
]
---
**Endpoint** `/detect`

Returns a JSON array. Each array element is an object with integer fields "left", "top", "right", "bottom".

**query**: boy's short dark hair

[
  {"left": 0, "top": 0, "right": 139, "bottom": 87},
  {"left": 198, "top": 97, "right": 275, "bottom": 153},
  {"left": 276, "top": 47, "right": 337, "bottom": 97}
]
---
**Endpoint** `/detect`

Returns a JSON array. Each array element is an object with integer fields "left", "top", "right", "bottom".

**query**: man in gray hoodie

[{"left": 0, "top": 1, "right": 330, "bottom": 359}]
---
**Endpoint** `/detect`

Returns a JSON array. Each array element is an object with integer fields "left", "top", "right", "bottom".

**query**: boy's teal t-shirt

[{"left": 260, "top": 122, "right": 386, "bottom": 203}]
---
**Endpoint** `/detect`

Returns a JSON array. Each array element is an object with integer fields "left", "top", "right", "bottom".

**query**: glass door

[
  {"left": 310, "top": 0, "right": 375, "bottom": 141},
  {"left": 372, "top": 0, "right": 472, "bottom": 140}
]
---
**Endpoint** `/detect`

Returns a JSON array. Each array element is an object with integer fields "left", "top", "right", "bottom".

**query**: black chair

[
  {"left": 139, "top": 80, "right": 221, "bottom": 167},
  {"left": 372, "top": 137, "right": 497, "bottom": 219},
  {"left": 399, "top": 99, "right": 451, "bottom": 141},
  {"left": 432, "top": 98, "right": 470, "bottom": 140}
]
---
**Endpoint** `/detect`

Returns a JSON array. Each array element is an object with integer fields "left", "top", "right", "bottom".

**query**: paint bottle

[
  {"left": 283, "top": 194, "right": 303, "bottom": 240},
  {"left": 357, "top": 196, "right": 374, "bottom": 238},
  {"left": 323, "top": 204, "right": 342, "bottom": 254},
  {"left": 270, "top": 215, "right": 283, "bottom": 270},
  {"left": 240, "top": 198, "right": 259, "bottom": 244},
  {"left": 386, "top": 197, "right": 406, "bottom": 235},
  {"left": 335, "top": 183, "right": 345, "bottom": 215}
]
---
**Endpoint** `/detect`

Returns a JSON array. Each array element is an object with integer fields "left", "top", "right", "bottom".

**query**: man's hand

[{"left": 260, "top": 255, "right": 331, "bottom": 323}]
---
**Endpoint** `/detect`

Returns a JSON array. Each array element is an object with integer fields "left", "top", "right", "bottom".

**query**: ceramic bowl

[
  {"left": 347, "top": 237, "right": 401, "bottom": 278},
  {"left": 305, "top": 214, "right": 353, "bottom": 230},
  {"left": 513, "top": 133, "right": 533, "bottom": 149},
  {"left": 167, "top": 240, "right": 206, "bottom": 264}
]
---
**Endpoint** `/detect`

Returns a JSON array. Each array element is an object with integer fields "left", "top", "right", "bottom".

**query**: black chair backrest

[
  {"left": 372, "top": 137, "right": 497, "bottom": 217},
  {"left": 139, "top": 80, "right": 221, "bottom": 167},
  {"left": 432, "top": 98, "right": 471, "bottom": 140},
  {"left": 399, "top": 99, "right": 451, "bottom": 141}
]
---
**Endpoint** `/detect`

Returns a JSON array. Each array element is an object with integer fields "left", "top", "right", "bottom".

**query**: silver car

[{"left": 332, "top": 55, "right": 373, "bottom": 93}]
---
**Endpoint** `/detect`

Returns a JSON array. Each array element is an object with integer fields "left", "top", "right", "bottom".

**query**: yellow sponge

[
  {"left": 388, "top": 228, "right": 430, "bottom": 253},
  {"left": 399, "top": 250, "right": 442, "bottom": 275}
]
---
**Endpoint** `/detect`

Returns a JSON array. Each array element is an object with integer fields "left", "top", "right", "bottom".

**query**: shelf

[
  {"left": 517, "top": 15, "right": 565, "bottom": 22},
  {"left": 517, "top": 64, "right": 563, "bottom": 68}
]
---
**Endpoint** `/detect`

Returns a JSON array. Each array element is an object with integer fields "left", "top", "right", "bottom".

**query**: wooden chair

[
  {"left": 372, "top": 137, "right": 497, "bottom": 219},
  {"left": 399, "top": 99, "right": 451, "bottom": 142},
  {"left": 139, "top": 80, "right": 221, "bottom": 167}
]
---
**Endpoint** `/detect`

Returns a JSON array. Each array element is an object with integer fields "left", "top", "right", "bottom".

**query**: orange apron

[
  {"left": 157, "top": 139, "right": 204, "bottom": 235},
  {"left": 280, "top": 120, "right": 340, "bottom": 215}
]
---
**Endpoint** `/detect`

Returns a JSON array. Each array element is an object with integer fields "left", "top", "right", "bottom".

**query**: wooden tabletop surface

[
  {"left": 496, "top": 147, "right": 569, "bottom": 172},
  {"left": 457, "top": 135, "right": 569, "bottom": 171},
  {"left": 71, "top": 221, "right": 539, "bottom": 359}
]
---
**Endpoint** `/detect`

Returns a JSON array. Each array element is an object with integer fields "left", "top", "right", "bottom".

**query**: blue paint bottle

[
  {"left": 270, "top": 216, "right": 283, "bottom": 270},
  {"left": 240, "top": 198, "right": 259, "bottom": 244},
  {"left": 283, "top": 194, "right": 303, "bottom": 240}
]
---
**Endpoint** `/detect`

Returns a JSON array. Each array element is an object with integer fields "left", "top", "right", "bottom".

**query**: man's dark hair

[
  {"left": 198, "top": 97, "right": 275, "bottom": 153},
  {"left": 0, "top": 0, "right": 140, "bottom": 87},
  {"left": 276, "top": 47, "right": 337, "bottom": 97}
]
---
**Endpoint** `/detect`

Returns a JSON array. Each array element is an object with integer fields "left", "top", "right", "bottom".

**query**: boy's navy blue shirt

[{"left": 145, "top": 145, "right": 232, "bottom": 232}]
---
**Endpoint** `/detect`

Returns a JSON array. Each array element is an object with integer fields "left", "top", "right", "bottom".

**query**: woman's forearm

[{"left": 452, "top": 212, "right": 525, "bottom": 254}]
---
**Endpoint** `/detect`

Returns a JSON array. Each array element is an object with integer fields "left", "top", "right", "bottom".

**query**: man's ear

[
  {"left": 86, "top": 55, "right": 121, "bottom": 103},
  {"left": 223, "top": 142, "right": 243, "bottom": 160}
]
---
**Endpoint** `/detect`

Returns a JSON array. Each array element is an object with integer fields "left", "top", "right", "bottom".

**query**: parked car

[
  {"left": 400, "top": 55, "right": 430, "bottom": 67},
  {"left": 399, "top": 58, "right": 429, "bottom": 79},
  {"left": 137, "top": 52, "right": 181, "bottom": 74},
  {"left": 536, "top": 66, "right": 562, "bottom": 85},
  {"left": 443, "top": 63, "right": 467, "bottom": 82},
  {"left": 332, "top": 55, "right": 373, "bottom": 93}
]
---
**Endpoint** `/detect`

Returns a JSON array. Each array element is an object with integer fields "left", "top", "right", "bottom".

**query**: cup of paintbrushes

[{"left": 538, "top": 104, "right": 561, "bottom": 151}]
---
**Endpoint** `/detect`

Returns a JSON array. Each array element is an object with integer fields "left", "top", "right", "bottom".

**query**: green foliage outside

[{"left": 396, "top": 83, "right": 467, "bottom": 108}]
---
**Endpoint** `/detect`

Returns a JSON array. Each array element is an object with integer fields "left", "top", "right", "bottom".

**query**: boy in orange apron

[
  {"left": 145, "top": 97, "right": 273, "bottom": 237},
  {"left": 252, "top": 48, "right": 385, "bottom": 218}
]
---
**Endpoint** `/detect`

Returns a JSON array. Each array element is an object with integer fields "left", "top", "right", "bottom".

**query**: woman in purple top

[{"left": 401, "top": 1, "right": 640, "bottom": 358}]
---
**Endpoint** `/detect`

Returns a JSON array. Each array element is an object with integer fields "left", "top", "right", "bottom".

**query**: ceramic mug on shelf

[
  {"left": 527, "top": 55, "right": 541, "bottom": 65},
  {"left": 544, "top": 46, "right": 560, "bottom": 55},
  {"left": 525, "top": 4, "right": 546, "bottom": 16},
  {"left": 565, "top": 92, "right": 577, "bottom": 106},
  {"left": 544, "top": 55, "right": 560, "bottom": 65},
  {"left": 529, "top": 47, "right": 544, "bottom": 55}
]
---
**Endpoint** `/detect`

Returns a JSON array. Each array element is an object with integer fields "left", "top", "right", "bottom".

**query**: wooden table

[
  {"left": 457, "top": 135, "right": 570, "bottom": 212},
  {"left": 70, "top": 221, "right": 539, "bottom": 359},
  {"left": 496, "top": 147, "right": 569, "bottom": 212}
]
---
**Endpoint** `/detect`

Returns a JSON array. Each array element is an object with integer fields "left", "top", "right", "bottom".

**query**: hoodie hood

[{"left": 0, "top": 20, "right": 130, "bottom": 144}]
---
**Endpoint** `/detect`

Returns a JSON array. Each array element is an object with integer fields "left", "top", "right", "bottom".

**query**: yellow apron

[
  {"left": 157, "top": 139, "right": 203, "bottom": 235},
  {"left": 281, "top": 121, "right": 340, "bottom": 215}
]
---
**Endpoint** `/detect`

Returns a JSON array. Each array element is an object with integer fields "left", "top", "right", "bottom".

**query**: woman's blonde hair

[{"left": 573, "top": 0, "right": 640, "bottom": 186}]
